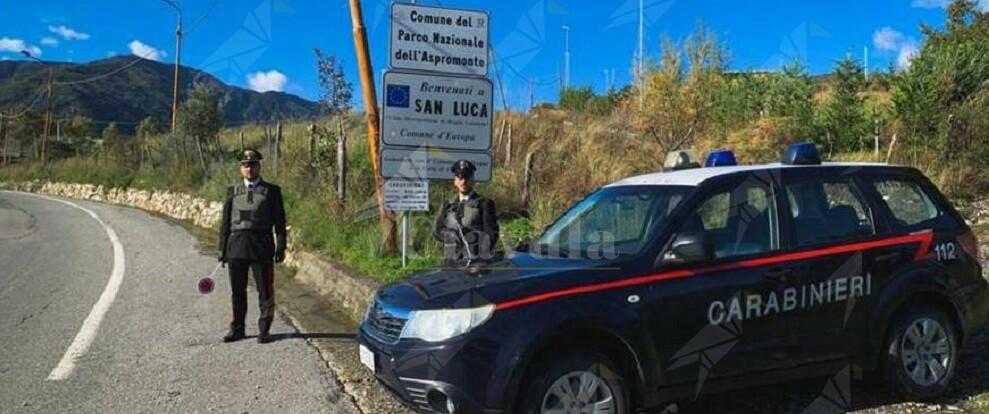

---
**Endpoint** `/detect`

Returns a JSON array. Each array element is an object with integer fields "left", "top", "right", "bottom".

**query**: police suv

[{"left": 358, "top": 143, "right": 988, "bottom": 414}]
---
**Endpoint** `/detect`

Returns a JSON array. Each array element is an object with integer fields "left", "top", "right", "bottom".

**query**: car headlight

[{"left": 400, "top": 304, "right": 495, "bottom": 342}]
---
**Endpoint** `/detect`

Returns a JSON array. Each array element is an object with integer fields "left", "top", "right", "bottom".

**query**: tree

[
  {"left": 63, "top": 115, "right": 94, "bottom": 142},
  {"left": 894, "top": 0, "right": 989, "bottom": 158},
  {"left": 764, "top": 62, "right": 815, "bottom": 136},
  {"left": 101, "top": 122, "right": 122, "bottom": 161},
  {"left": 136, "top": 117, "right": 161, "bottom": 170},
  {"left": 631, "top": 24, "right": 726, "bottom": 152},
  {"left": 819, "top": 56, "right": 869, "bottom": 153},
  {"left": 178, "top": 83, "right": 224, "bottom": 177},
  {"left": 558, "top": 86, "right": 595, "bottom": 112},
  {"left": 9, "top": 111, "right": 44, "bottom": 161},
  {"left": 314, "top": 48, "right": 355, "bottom": 190},
  {"left": 314, "top": 48, "right": 353, "bottom": 117}
]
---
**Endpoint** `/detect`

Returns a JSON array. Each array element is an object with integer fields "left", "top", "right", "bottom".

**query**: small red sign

[{"left": 198, "top": 277, "right": 215, "bottom": 294}]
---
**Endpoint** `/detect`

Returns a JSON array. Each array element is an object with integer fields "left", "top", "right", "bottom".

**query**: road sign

[
  {"left": 389, "top": 2, "right": 490, "bottom": 76},
  {"left": 381, "top": 147, "right": 492, "bottom": 182},
  {"left": 382, "top": 71, "right": 492, "bottom": 151},
  {"left": 384, "top": 179, "right": 429, "bottom": 212}
]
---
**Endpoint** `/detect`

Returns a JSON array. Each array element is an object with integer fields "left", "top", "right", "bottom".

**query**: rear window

[{"left": 873, "top": 179, "right": 942, "bottom": 226}]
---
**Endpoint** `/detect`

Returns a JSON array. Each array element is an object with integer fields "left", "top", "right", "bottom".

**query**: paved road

[{"left": 0, "top": 191, "right": 360, "bottom": 414}]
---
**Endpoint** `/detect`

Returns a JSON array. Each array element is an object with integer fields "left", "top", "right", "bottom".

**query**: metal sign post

[{"left": 401, "top": 211, "right": 410, "bottom": 267}]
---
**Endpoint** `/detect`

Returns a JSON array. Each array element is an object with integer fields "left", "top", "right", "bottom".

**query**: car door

[
  {"left": 776, "top": 169, "right": 883, "bottom": 364},
  {"left": 647, "top": 172, "right": 794, "bottom": 388}
]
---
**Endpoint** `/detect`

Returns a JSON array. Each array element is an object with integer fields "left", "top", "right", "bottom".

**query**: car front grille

[{"left": 364, "top": 300, "right": 408, "bottom": 344}]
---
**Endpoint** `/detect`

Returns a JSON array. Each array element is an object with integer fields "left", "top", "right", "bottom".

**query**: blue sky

[{"left": 0, "top": 0, "right": 965, "bottom": 110}]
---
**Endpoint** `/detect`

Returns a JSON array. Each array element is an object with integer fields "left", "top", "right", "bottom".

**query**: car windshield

[{"left": 534, "top": 186, "right": 690, "bottom": 258}]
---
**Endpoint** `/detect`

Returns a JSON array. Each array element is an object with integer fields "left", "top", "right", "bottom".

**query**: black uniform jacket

[
  {"left": 218, "top": 179, "right": 287, "bottom": 262},
  {"left": 433, "top": 192, "right": 499, "bottom": 263}
]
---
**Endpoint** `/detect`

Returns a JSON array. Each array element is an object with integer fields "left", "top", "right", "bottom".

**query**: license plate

[{"left": 359, "top": 344, "right": 375, "bottom": 373}]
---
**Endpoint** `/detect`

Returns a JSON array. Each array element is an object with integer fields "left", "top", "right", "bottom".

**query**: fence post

[
  {"left": 337, "top": 133, "right": 347, "bottom": 200},
  {"left": 885, "top": 133, "right": 898, "bottom": 164},
  {"left": 505, "top": 123, "right": 513, "bottom": 165},
  {"left": 239, "top": 131, "right": 245, "bottom": 151},
  {"left": 522, "top": 151, "right": 535, "bottom": 209},
  {"left": 308, "top": 124, "right": 317, "bottom": 167},
  {"left": 275, "top": 121, "right": 282, "bottom": 173}
]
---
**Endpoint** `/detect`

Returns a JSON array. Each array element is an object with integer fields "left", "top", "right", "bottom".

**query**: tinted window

[
  {"left": 678, "top": 180, "right": 778, "bottom": 259},
  {"left": 785, "top": 178, "right": 874, "bottom": 247},
  {"left": 537, "top": 186, "right": 688, "bottom": 257},
  {"left": 873, "top": 179, "right": 942, "bottom": 226}
]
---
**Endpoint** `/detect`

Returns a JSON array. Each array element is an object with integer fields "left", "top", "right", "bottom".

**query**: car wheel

[
  {"left": 518, "top": 352, "right": 629, "bottom": 414},
  {"left": 884, "top": 305, "right": 958, "bottom": 400}
]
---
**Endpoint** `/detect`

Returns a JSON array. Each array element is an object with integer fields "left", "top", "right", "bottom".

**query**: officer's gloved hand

[{"left": 274, "top": 250, "right": 286, "bottom": 263}]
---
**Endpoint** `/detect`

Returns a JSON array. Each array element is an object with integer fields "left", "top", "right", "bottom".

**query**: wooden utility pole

[
  {"left": 40, "top": 68, "right": 53, "bottom": 163},
  {"left": 170, "top": 14, "right": 183, "bottom": 133},
  {"left": 349, "top": 0, "right": 396, "bottom": 252}
]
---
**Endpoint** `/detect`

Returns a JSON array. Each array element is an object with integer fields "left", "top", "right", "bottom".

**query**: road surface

[{"left": 0, "top": 191, "right": 360, "bottom": 414}]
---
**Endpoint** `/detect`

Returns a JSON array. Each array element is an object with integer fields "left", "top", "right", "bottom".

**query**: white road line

[{"left": 3, "top": 192, "right": 127, "bottom": 381}]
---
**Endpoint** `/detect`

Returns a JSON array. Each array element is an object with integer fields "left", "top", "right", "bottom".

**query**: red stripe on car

[{"left": 495, "top": 230, "right": 934, "bottom": 311}]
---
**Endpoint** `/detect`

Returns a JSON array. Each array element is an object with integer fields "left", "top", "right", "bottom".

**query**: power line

[
  {"left": 1, "top": 84, "right": 48, "bottom": 120},
  {"left": 186, "top": 0, "right": 220, "bottom": 35},
  {"left": 53, "top": 57, "right": 149, "bottom": 86}
]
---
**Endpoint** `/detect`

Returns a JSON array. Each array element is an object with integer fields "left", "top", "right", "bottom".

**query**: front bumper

[{"left": 357, "top": 328, "right": 503, "bottom": 414}]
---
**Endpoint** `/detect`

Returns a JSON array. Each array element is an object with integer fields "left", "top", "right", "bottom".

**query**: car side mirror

[{"left": 663, "top": 233, "right": 715, "bottom": 264}]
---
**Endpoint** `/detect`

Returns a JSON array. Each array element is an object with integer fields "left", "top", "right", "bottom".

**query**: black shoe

[
  {"left": 257, "top": 332, "right": 272, "bottom": 344},
  {"left": 223, "top": 330, "right": 245, "bottom": 343}
]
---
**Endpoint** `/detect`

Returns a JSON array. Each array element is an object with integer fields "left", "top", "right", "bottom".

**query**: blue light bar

[
  {"left": 782, "top": 142, "right": 821, "bottom": 165},
  {"left": 704, "top": 149, "right": 737, "bottom": 167}
]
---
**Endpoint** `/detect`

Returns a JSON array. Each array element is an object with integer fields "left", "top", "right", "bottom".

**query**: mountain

[{"left": 0, "top": 56, "right": 321, "bottom": 134}]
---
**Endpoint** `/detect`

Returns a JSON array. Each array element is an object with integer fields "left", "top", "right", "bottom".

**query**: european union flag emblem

[{"left": 386, "top": 84, "right": 410, "bottom": 108}]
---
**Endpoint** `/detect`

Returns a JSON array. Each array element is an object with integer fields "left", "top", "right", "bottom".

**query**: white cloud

[
  {"left": 48, "top": 25, "right": 89, "bottom": 41},
  {"left": 898, "top": 43, "right": 920, "bottom": 69},
  {"left": 247, "top": 70, "right": 288, "bottom": 92},
  {"left": 0, "top": 37, "right": 42, "bottom": 57},
  {"left": 41, "top": 36, "right": 59, "bottom": 47},
  {"left": 128, "top": 40, "right": 166, "bottom": 61},
  {"left": 872, "top": 27, "right": 904, "bottom": 51},
  {"left": 870, "top": 27, "right": 921, "bottom": 70}
]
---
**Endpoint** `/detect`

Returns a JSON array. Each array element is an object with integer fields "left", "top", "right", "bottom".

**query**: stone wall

[{"left": 6, "top": 181, "right": 223, "bottom": 229}]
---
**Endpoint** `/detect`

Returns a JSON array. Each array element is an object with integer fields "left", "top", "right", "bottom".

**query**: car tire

[
  {"left": 517, "top": 352, "right": 630, "bottom": 414},
  {"left": 883, "top": 305, "right": 958, "bottom": 401}
]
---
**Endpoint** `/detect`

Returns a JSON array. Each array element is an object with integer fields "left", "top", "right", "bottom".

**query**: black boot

[
  {"left": 223, "top": 329, "right": 245, "bottom": 343},
  {"left": 257, "top": 318, "right": 272, "bottom": 344}
]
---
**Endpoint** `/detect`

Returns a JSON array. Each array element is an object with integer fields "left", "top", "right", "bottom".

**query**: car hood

[{"left": 375, "top": 252, "right": 623, "bottom": 310}]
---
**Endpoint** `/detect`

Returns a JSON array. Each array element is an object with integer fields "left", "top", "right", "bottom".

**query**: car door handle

[
  {"left": 875, "top": 252, "right": 903, "bottom": 263},
  {"left": 764, "top": 268, "right": 793, "bottom": 282}
]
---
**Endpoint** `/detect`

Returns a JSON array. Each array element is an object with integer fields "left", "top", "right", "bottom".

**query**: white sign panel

[
  {"left": 381, "top": 147, "right": 492, "bottom": 182},
  {"left": 384, "top": 179, "right": 429, "bottom": 212},
  {"left": 390, "top": 3, "right": 489, "bottom": 76},
  {"left": 382, "top": 71, "right": 492, "bottom": 151}
]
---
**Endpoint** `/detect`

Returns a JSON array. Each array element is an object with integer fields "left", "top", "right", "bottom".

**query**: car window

[
  {"left": 873, "top": 179, "right": 942, "bottom": 226},
  {"left": 678, "top": 180, "right": 778, "bottom": 259},
  {"left": 785, "top": 178, "right": 874, "bottom": 247},
  {"left": 537, "top": 186, "right": 688, "bottom": 257}
]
